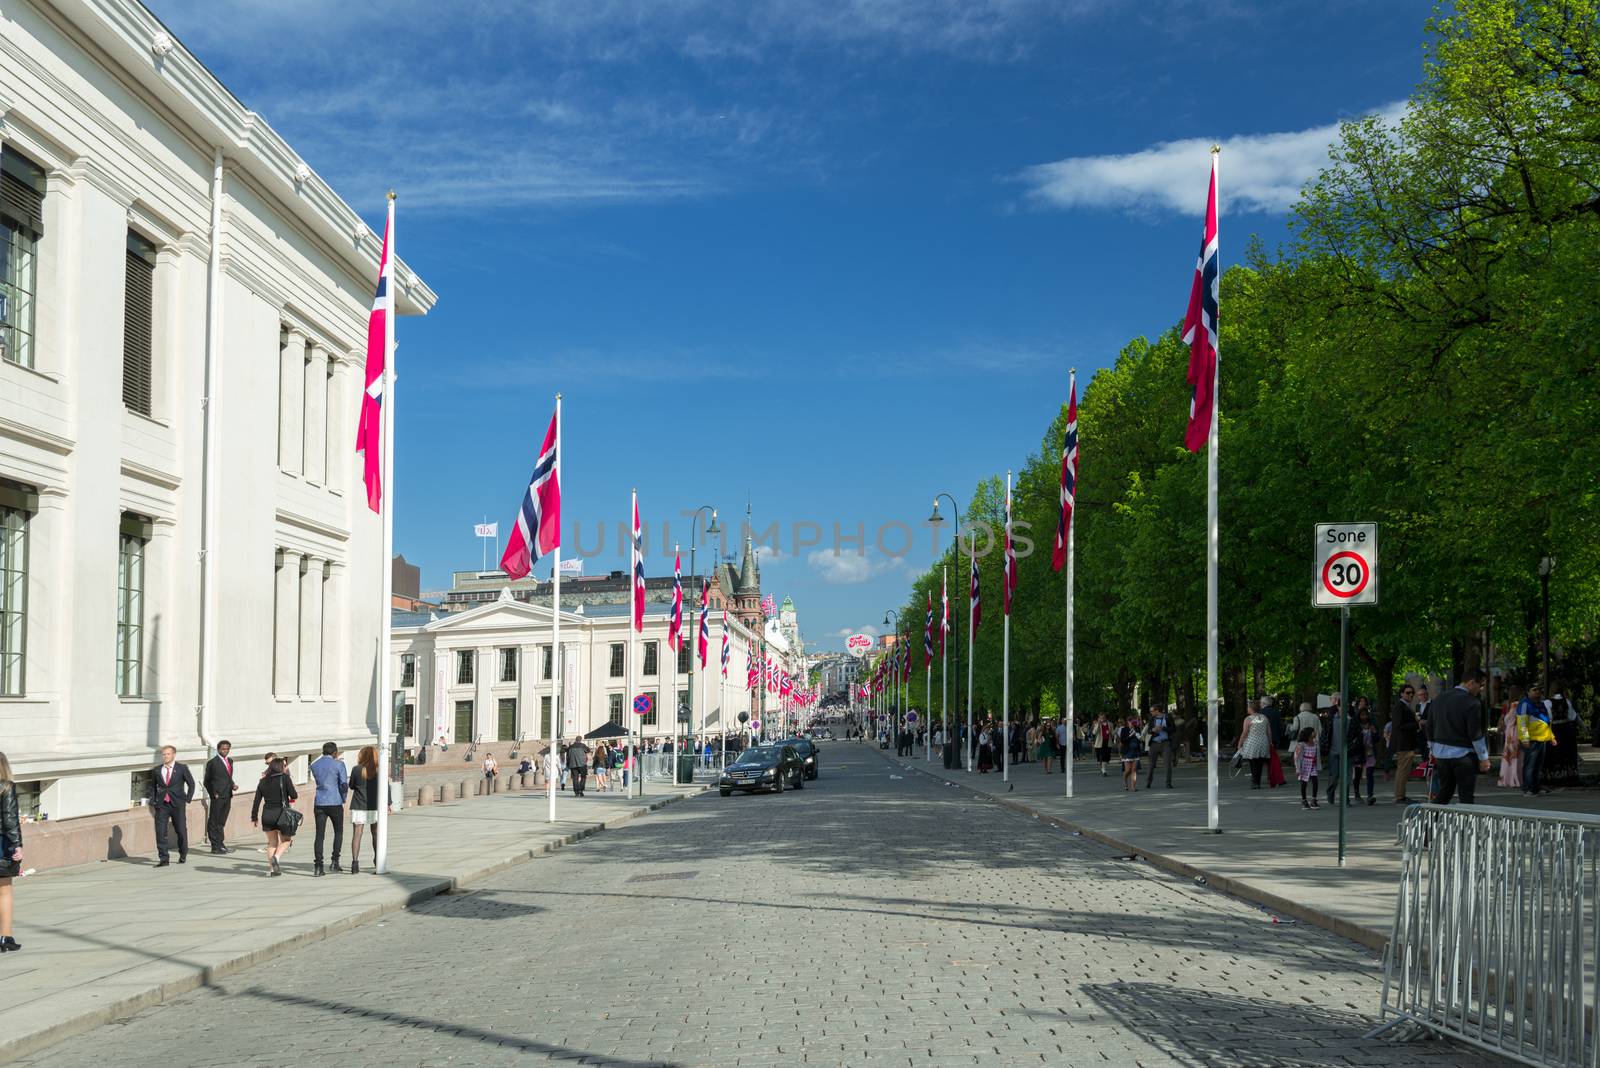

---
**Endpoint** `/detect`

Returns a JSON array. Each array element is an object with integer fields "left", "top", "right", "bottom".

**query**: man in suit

[
  {"left": 151, "top": 745, "right": 195, "bottom": 866},
  {"left": 565, "top": 737, "right": 591, "bottom": 797},
  {"left": 310, "top": 742, "right": 349, "bottom": 877},
  {"left": 203, "top": 740, "right": 239, "bottom": 854}
]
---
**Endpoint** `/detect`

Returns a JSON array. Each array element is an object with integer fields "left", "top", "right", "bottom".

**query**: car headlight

[
  {"left": 805, "top": 756, "right": 814, "bottom": 764},
  {"left": 763, "top": 768, "right": 776, "bottom": 778}
]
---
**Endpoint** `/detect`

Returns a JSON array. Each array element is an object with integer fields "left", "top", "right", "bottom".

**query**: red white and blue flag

[
  {"left": 940, "top": 570, "right": 949, "bottom": 655},
  {"left": 969, "top": 542, "right": 982, "bottom": 636},
  {"left": 1182, "top": 154, "right": 1219, "bottom": 453},
  {"left": 697, "top": 578, "right": 711, "bottom": 668},
  {"left": 667, "top": 549, "right": 683, "bottom": 652},
  {"left": 720, "top": 610, "right": 731, "bottom": 677},
  {"left": 1003, "top": 481, "right": 1018, "bottom": 617},
  {"left": 630, "top": 493, "right": 645, "bottom": 633},
  {"left": 355, "top": 204, "right": 392, "bottom": 514},
  {"left": 1052, "top": 377, "right": 1078, "bottom": 572},
  {"left": 924, "top": 592, "right": 934, "bottom": 669},
  {"left": 746, "top": 643, "right": 758, "bottom": 691},
  {"left": 499, "top": 406, "right": 560, "bottom": 580},
  {"left": 902, "top": 643, "right": 912, "bottom": 684}
]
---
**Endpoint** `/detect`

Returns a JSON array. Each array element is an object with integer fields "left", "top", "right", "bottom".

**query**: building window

[
  {"left": 540, "top": 695, "right": 553, "bottom": 738},
  {"left": 608, "top": 643, "right": 624, "bottom": 678},
  {"left": 401, "top": 653, "right": 416, "bottom": 688},
  {"left": 456, "top": 650, "right": 474, "bottom": 685},
  {"left": 0, "top": 486, "right": 28, "bottom": 696},
  {"left": 497, "top": 697, "right": 517, "bottom": 741},
  {"left": 402, "top": 703, "right": 416, "bottom": 738},
  {"left": 678, "top": 689, "right": 689, "bottom": 721},
  {"left": 643, "top": 640, "right": 658, "bottom": 676},
  {"left": 607, "top": 693, "right": 624, "bottom": 725},
  {"left": 0, "top": 148, "right": 43, "bottom": 370},
  {"left": 115, "top": 514, "right": 150, "bottom": 697},
  {"left": 640, "top": 691, "right": 657, "bottom": 726},
  {"left": 541, "top": 644, "right": 553, "bottom": 680},
  {"left": 123, "top": 231, "right": 156, "bottom": 416},
  {"left": 454, "top": 699, "right": 474, "bottom": 742},
  {"left": 677, "top": 642, "right": 690, "bottom": 674},
  {"left": 499, "top": 647, "right": 517, "bottom": 683}
]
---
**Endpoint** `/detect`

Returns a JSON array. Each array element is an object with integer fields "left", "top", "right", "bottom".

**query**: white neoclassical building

[
  {"left": 391, "top": 593, "right": 805, "bottom": 754},
  {"left": 0, "top": 0, "right": 435, "bottom": 831}
]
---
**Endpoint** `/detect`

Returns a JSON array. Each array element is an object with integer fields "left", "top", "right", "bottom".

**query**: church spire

[{"left": 737, "top": 500, "right": 759, "bottom": 594}]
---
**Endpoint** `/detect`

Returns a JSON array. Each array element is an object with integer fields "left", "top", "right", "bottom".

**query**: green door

[
  {"left": 498, "top": 698, "right": 517, "bottom": 741},
  {"left": 454, "top": 700, "right": 474, "bottom": 743}
]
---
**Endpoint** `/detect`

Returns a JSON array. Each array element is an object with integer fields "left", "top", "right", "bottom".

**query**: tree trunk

[{"left": 1252, "top": 652, "right": 1267, "bottom": 703}]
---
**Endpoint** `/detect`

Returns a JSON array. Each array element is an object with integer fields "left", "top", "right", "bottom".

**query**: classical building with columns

[{"left": 0, "top": 0, "right": 435, "bottom": 837}]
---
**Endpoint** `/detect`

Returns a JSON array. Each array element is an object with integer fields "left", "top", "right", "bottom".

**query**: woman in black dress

[
  {"left": 0, "top": 751, "right": 22, "bottom": 951},
  {"left": 347, "top": 746, "right": 381, "bottom": 874},
  {"left": 251, "top": 757, "right": 299, "bottom": 876}
]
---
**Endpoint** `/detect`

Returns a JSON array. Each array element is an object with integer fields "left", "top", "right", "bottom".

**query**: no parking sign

[{"left": 1314, "top": 523, "right": 1378, "bottom": 607}]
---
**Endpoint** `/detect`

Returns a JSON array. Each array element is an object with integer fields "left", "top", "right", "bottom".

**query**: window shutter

[
  {"left": 123, "top": 246, "right": 154, "bottom": 416},
  {"left": 0, "top": 168, "right": 43, "bottom": 235}
]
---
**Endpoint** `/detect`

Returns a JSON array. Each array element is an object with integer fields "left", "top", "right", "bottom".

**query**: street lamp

[
  {"left": 929, "top": 493, "right": 964, "bottom": 769},
  {"left": 1539, "top": 555, "right": 1555, "bottom": 693},
  {"left": 684, "top": 505, "right": 720, "bottom": 784}
]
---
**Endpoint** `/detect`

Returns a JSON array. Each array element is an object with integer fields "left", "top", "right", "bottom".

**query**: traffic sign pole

[
  {"left": 1314, "top": 522, "right": 1376, "bottom": 869},
  {"left": 1337, "top": 604, "right": 1349, "bottom": 868}
]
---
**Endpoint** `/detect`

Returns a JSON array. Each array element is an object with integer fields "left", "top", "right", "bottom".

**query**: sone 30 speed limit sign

[{"left": 1314, "top": 523, "right": 1378, "bottom": 607}]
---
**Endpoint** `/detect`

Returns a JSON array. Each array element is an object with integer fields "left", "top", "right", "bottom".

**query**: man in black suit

[
  {"left": 151, "top": 745, "right": 195, "bottom": 866},
  {"left": 203, "top": 740, "right": 238, "bottom": 854}
]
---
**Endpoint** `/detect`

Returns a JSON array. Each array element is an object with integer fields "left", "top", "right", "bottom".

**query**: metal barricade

[{"left": 1374, "top": 803, "right": 1598, "bottom": 1067}]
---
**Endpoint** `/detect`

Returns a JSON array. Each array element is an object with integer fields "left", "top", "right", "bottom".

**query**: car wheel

[
  {"left": 793, "top": 769, "right": 804, "bottom": 790},
  {"left": 773, "top": 774, "right": 784, "bottom": 794},
  {"left": 720, "top": 789, "right": 732, "bottom": 797}
]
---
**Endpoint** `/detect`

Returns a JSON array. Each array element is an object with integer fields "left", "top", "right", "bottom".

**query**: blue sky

[{"left": 151, "top": 0, "right": 1428, "bottom": 651}]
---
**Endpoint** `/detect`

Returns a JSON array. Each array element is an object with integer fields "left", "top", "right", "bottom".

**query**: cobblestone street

[{"left": 17, "top": 745, "right": 1506, "bottom": 1067}]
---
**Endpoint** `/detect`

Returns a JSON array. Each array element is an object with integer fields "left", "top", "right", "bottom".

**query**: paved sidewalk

[
  {"left": 879, "top": 743, "right": 1600, "bottom": 948},
  {"left": 0, "top": 783, "right": 701, "bottom": 1065}
]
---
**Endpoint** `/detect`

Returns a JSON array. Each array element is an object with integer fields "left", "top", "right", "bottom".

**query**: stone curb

[
  {"left": 0, "top": 787, "right": 706, "bottom": 1066},
  {"left": 867, "top": 745, "right": 1389, "bottom": 954}
]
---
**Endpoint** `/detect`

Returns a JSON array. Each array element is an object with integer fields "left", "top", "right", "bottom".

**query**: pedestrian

[
  {"left": 1292, "top": 727, "right": 1320, "bottom": 809},
  {"left": 483, "top": 752, "right": 498, "bottom": 787},
  {"left": 566, "top": 736, "right": 590, "bottom": 796},
  {"left": 1391, "top": 684, "right": 1420, "bottom": 803},
  {"left": 977, "top": 724, "right": 994, "bottom": 773},
  {"left": 1037, "top": 721, "right": 1055, "bottom": 773},
  {"left": 1093, "top": 714, "right": 1114, "bottom": 776},
  {"left": 1518, "top": 682, "right": 1554, "bottom": 796},
  {"left": 260, "top": 752, "right": 277, "bottom": 780},
  {"left": 1118, "top": 715, "right": 1142, "bottom": 791},
  {"left": 202, "top": 739, "right": 238, "bottom": 855},
  {"left": 346, "top": 745, "right": 381, "bottom": 874},
  {"left": 1497, "top": 687, "right": 1523, "bottom": 789},
  {"left": 1235, "top": 705, "right": 1272, "bottom": 789},
  {"left": 309, "top": 742, "right": 349, "bottom": 877},
  {"left": 1430, "top": 668, "right": 1490, "bottom": 805},
  {"left": 0, "top": 751, "right": 22, "bottom": 953},
  {"left": 1145, "top": 708, "right": 1176, "bottom": 788},
  {"left": 1291, "top": 702, "right": 1320, "bottom": 751},
  {"left": 1349, "top": 706, "right": 1378, "bottom": 805},
  {"left": 592, "top": 742, "right": 609, "bottom": 792},
  {"left": 150, "top": 744, "right": 195, "bottom": 867},
  {"left": 1259, "top": 695, "right": 1285, "bottom": 751},
  {"left": 251, "top": 756, "right": 299, "bottom": 876}
]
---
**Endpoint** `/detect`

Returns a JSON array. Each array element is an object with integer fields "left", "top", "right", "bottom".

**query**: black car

[
  {"left": 719, "top": 744, "right": 805, "bottom": 796},
  {"left": 775, "top": 736, "right": 820, "bottom": 780}
]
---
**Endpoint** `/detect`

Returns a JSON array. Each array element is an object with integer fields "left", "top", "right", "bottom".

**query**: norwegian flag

[
  {"left": 355, "top": 203, "right": 393, "bottom": 514},
  {"left": 902, "top": 643, "right": 911, "bottom": 684},
  {"left": 499, "top": 406, "right": 560, "bottom": 580},
  {"left": 780, "top": 672, "right": 793, "bottom": 698},
  {"left": 1052, "top": 377, "right": 1079, "bottom": 572},
  {"left": 1003, "top": 481, "right": 1018, "bottom": 617},
  {"left": 720, "top": 609, "right": 730, "bottom": 677},
  {"left": 746, "top": 643, "right": 758, "bottom": 691},
  {"left": 1183, "top": 153, "right": 1220, "bottom": 453},
  {"left": 667, "top": 549, "right": 683, "bottom": 652},
  {"left": 924, "top": 592, "right": 934, "bottom": 668},
  {"left": 697, "top": 578, "right": 710, "bottom": 668},
  {"left": 630, "top": 493, "right": 645, "bottom": 633},
  {"left": 969, "top": 543, "right": 982, "bottom": 636},
  {"left": 940, "top": 570, "right": 949, "bottom": 655}
]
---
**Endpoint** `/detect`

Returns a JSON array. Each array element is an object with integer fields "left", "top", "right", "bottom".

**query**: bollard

[{"left": 416, "top": 786, "right": 433, "bottom": 807}]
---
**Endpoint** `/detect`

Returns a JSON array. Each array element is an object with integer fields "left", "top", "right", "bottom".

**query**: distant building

[{"left": 391, "top": 554, "right": 434, "bottom": 611}]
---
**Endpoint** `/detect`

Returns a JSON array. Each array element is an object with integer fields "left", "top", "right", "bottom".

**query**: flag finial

[
  {"left": 387, "top": 189, "right": 397, "bottom": 201},
  {"left": 1210, "top": 144, "right": 1220, "bottom": 155}
]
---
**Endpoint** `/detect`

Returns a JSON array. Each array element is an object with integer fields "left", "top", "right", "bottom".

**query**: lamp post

[
  {"left": 1539, "top": 556, "right": 1555, "bottom": 694},
  {"left": 928, "top": 494, "right": 963, "bottom": 770},
  {"left": 687, "top": 505, "right": 721, "bottom": 783}
]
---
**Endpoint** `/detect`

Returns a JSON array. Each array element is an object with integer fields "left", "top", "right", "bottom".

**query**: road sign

[
  {"left": 750, "top": 719, "right": 762, "bottom": 733},
  {"left": 632, "top": 693, "right": 654, "bottom": 716},
  {"left": 1314, "top": 523, "right": 1378, "bottom": 607},
  {"left": 905, "top": 710, "right": 918, "bottom": 724}
]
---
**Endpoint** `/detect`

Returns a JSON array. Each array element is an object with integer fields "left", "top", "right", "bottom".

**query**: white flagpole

[
  {"left": 925, "top": 619, "right": 932, "bottom": 762},
  {"left": 671, "top": 544, "right": 679, "bottom": 782},
  {"left": 1002, "top": 469, "right": 1012, "bottom": 784},
  {"left": 630, "top": 489, "right": 641, "bottom": 799},
  {"left": 375, "top": 192, "right": 396, "bottom": 876},
  {"left": 1066, "top": 370, "right": 1076, "bottom": 800},
  {"left": 1206, "top": 147, "right": 1222, "bottom": 834},
  {"left": 548, "top": 394, "right": 561, "bottom": 823},
  {"left": 966, "top": 538, "right": 975, "bottom": 774},
  {"left": 941, "top": 566, "right": 948, "bottom": 769}
]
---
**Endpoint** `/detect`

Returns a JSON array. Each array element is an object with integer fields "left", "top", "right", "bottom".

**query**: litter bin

[{"left": 676, "top": 753, "right": 696, "bottom": 784}]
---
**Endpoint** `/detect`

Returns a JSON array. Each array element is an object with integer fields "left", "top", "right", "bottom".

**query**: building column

[
  {"left": 303, "top": 342, "right": 328, "bottom": 486},
  {"left": 320, "top": 562, "right": 343, "bottom": 702},
  {"left": 325, "top": 356, "right": 348, "bottom": 495},
  {"left": 475, "top": 646, "right": 493, "bottom": 743},
  {"left": 273, "top": 549, "right": 301, "bottom": 696},
  {"left": 279, "top": 330, "right": 306, "bottom": 475},
  {"left": 298, "top": 556, "right": 324, "bottom": 698}
]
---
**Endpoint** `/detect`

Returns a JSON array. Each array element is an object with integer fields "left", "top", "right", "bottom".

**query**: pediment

[{"left": 426, "top": 601, "right": 561, "bottom": 633}]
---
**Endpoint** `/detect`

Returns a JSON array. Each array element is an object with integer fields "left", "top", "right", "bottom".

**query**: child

[{"left": 1293, "top": 726, "right": 1320, "bottom": 809}]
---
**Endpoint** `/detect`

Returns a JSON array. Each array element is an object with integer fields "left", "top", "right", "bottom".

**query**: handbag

[{"left": 271, "top": 777, "right": 302, "bottom": 835}]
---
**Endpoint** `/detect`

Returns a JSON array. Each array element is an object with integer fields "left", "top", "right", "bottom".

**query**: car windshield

[{"left": 733, "top": 748, "right": 779, "bottom": 766}]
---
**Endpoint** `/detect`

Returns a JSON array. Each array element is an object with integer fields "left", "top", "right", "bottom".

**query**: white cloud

[
  {"left": 756, "top": 545, "right": 782, "bottom": 563},
  {"left": 834, "top": 624, "right": 881, "bottom": 638},
  {"left": 1017, "top": 101, "right": 1407, "bottom": 216},
  {"left": 807, "top": 550, "right": 903, "bottom": 585}
]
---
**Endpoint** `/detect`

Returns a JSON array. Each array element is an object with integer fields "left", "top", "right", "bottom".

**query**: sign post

[{"left": 1314, "top": 523, "right": 1378, "bottom": 868}]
